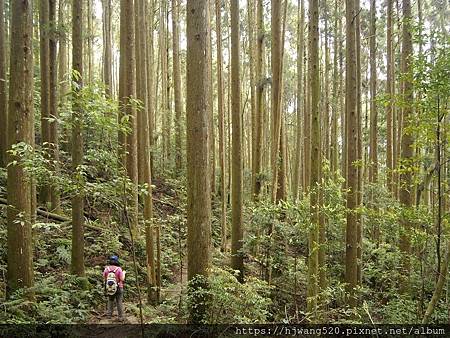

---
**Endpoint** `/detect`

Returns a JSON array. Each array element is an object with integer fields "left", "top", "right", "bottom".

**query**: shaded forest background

[{"left": 0, "top": 0, "right": 449, "bottom": 324}]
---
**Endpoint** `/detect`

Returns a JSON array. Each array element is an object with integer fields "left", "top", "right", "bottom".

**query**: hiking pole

[{"left": 122, "top": 178, "right": 145, "bottom": 338}]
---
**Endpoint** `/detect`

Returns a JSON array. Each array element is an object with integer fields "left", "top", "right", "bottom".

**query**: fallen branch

[{"left": 0, "top": 197, "right": 102, "bottom": 231}]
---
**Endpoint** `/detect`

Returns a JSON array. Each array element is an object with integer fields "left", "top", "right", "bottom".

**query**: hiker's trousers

[{"left": 107, "top": 287, "right": 124, "bottom": 318}]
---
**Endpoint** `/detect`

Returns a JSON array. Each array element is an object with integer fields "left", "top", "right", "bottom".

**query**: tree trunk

[
  {"left": 215, "top": 0, "right": 227, "bottom": 252},
  {"left": 270, "top": 0, "right": 282, "bottom": 202},
  {"left": 293, "top": 0, "right": 304, "bottom": 200},
  {"left": 355, "top": 0, "right": 363, "bottom": 287},
  {"left": 71, "top": 0, "right": 85, "bottom": 277},
  {"left": 345, "top": 0, "right": 358, "bottom": 307},
  {"left": 207, "top": 0, "right": 215, "bottom": 194},
  {"left": 7, "top": 0, "right": 34, "bottom": 296},
  {"left": 103, "top": 0, "right": 113, "bottom": 96},
  {"left": 40, "top": 0, "right": 51, "bottom": 205},
  {"left": 386, "top": 0, "right": 394, "bottom": 193},
  {"left": 0, "top": 0, "right": 7, "bottom": 168},
  {"left": 253, "top": 0, "right": 265, "bottom": 199},
  {"left": 186, "top": 0, "right": 212, "bottom": 323},
  {"left": 135, "top": 0, "right": 157, "bottom": 304},
  {"left": 159, "top": 0, "right": 169, "bottom": 168},
  {"left": 119, "top": 0, "right": 138, "bottom": 237},
  {"left": 172, "top": 0, "right": 183, "bottom": 173},
  {"left": 369, "top": 0, "right": 377, "bottom": 183},
  {"left": 307, "top": 0, "right": 321, "bottom": 318},
  {"left": 49, "top": 0, "right": 60, "bottom": 212},
  {"left": 231, "top": 0, "right": 244, "bottom": 283},
  {"left": 398, "top": 0, "right": 414, "bottom": 293}
]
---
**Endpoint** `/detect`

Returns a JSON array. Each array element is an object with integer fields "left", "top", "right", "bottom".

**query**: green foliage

[{"left": 186, "top": 267, "right": 272, "bottom": 324}]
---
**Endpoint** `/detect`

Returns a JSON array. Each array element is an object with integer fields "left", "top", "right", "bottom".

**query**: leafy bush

[{"left": 186, "top": 267, "right": 272, "bottom": 324}]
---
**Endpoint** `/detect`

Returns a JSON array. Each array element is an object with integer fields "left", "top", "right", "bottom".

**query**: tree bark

[
  {"left": 231, "top": 0, "right": 244, "bottom": 283},
  {"left": 369, "top": 0, "right": 377, "bottom": 183},
  {"left": 307, "top": 0, "right": 321, "bottom": 318},
  {"left": 49, "top": 0, "right": 60, "bottom": 212},
  {"left": 40, "top": 0, "right": 51, "bottom": 205},
  {"left": 398, "top": 0, "right": 414, "bottom": 293},
  {"left": 0, "top": 0, "right": 7, "bottom": 168},
  {"left": 186, "top": 0, "right": 212, "bottom": 323},
  {"left": 119, "top": 0, "right": 138, "bottom": 237},
  {"left": 7, "top": 0, "right": 35, "bottom": 296},
  {"left": 252, "top": 0, "right": 265, "bottom": 199},
  {"left": 215, "top": 0, "right": 227, "bottom": 252},
  {"left": 293, "top": 0, "right": 304, "bottom": 200},
  {"left": 102, "top": 0, "right": 113, "bottom": 96},
  {"left": 71, "top": 0, "right": 85, "bottom": 277},
  {"left": 345, "top": 0, "right": 358, "bottom": 307},
  {"left": 172, "top": 0, "right": 183, "bottom": 173},
  {"left": 270, "top": 0, "right": 282, "bottom": 202}
]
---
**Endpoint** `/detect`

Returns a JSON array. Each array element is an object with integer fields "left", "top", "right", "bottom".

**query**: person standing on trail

[{"left": 103, "top": 255, "right": 126, "bottom": 321}]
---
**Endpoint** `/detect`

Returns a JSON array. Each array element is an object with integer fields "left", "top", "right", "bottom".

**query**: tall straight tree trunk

[
  {"left": 369, "top": 0, "right": 377, "bottom": 183},
  {"left": 275, "top": 0, "right": 288, "bottom": 203},
  {"left": 102, "top": 0, "right": 113, "bottom": 96},
  {"left": 159, "top": 0, "right": 168, "bottom": 167},
  {"left": 119, "top": 0, "right": 138, "bottom": 237},
  {"left": 71, "top": 0, "right": 85, "bottom": 277},
  {"left": 248, "top": 0, "right": 256, "bottom": 194},
  {"left": 7, "top": 0, "right": 34, "bottom": 296},
  {"left": 215, "top": 0, "right": 227, "bottom": 251},
  {"left": 135, "top": 0, "right": 156, "bottom": 303},
  {"left": 49, "top": 0, "right": 60, "bottom": 212},
  {"left": 307, "top": 0, "right": 321, "bottom": 318},
  {"left": 186, "top": 0, "right": 212, "bottom": 323},
  {"left": 345, "top": 0, "right": 358, "bottom": 307},
  {"left": 147, "top": 0, "right": 155, "bottom": 175},
  {"left": 40, "top": 0, "right": 51, "bottom": 205},
  {"left": 0, "top": 0, "right": 6, "bottom": 168},
  {"left": 87, "top": 0, "right": 93, "bottom": 83},
  {"left": 270, "top": 0, "right": 282, "bottom": 202},
  {"left": 58, "top": 0, "right": 68, "bottom": 106},
  {"left": 207, "top": 0, "right": 215, "bottom": 194},
  {"left": 172, "top": 0, "right": 182, "bottom": 173},
  {"left": 293, "top": 0, "right": 304, "bottom": 200},
  {"left": 398, "top": 0, "right": 414, "bottom": 293},
  {"left": 253, "top": 0, "right": 265, "bottom": 199},
  {"left": 231, "top": 0, "right": 244, "bottom": 283},
  {"left": 355, "top": 0, "right": 363, "bottom": 286},
  {"left": 330, "top": 0, "right": 339, "bottom": 174},
  {"left": 323, "top": 0, "right": 330, "bottom": 162},
  {"left": 386, "top": 0, "right": 394, "bottom": 192}
]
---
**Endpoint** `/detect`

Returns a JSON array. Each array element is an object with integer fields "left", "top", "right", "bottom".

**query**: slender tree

[
  {"left": 345, "top": 0, "right": 358, "bottom": 307},
  {"left": 398, "top": 0, "right": 414, "bottom": 293},
  {"left": 71, "top": 0, "right": 85, "bottom": 277},
  {"left": 386, "top": 0, "right": 394, "bottom": 192},
  {"left": 48, "top": 0, "right": 60, "bottom": 212},
  {"left": 270, "top": 0, "right": 282, "bottom": 202},
  {"left": 186, "top": 0, "right": 212, "bottom": 323},
  {"left": 215, "top": 0, "right": 227, "bottom": 251},
  {"left": 369, "top": 0, "right": 377, "bottom": 183},
  {"left": 103, "top": 0, "right": 113, "bottom": 96},
  {"left": 40, "top": 0, "right": 51, "bottom": 205},
  {"left": 293, "top": 0, "right": 304, "bottom": 200},
  {"left": 0, "top": 0, "right": 6, "bottom": 168},
  {"left": 58, "top": 0, "right": 69, "bottom": 105},
  {"left": 7, "top": 0, "right": 35, "bottom": 296},
  {"left": 253, "top": 0, "right": 265, "bottom": 199},
  {"left": 119, "top": 0, "right": 138, "bottom": 236},
  {"left": 307, "top": 0, "right": 321, "bottom": 317},
  {"left": 231, "top": 0, "right": 244, "bottom": 282},
  {"left": 172, "top": 0, "right": 183, "bottom": 172}
]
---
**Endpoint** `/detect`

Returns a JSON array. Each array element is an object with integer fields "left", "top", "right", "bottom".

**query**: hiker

[{"left": 103, "top": 255, "right": 126, "bottom": 321}]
